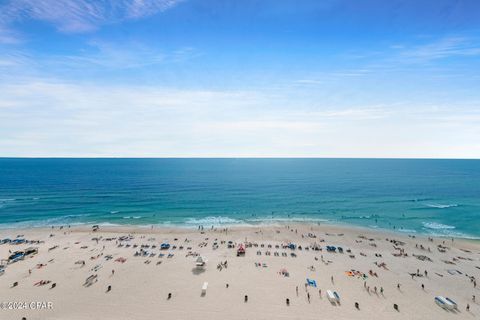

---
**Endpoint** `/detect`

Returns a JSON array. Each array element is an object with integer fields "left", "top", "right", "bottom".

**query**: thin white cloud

[
  {"left": 0, "top": 25, "right": 21, "bottom": 44},
  {"left": 0, "top": 40, "right": 199, "bottom": 73},
  {"left": 0, "top": 0, "right": 183, "bottom": 36},
  {"left": 1, "top": 78, "right": 479, "bottom": 158},
  {"left": 397, "top": 36, "right": 480, "bottom": 62}
]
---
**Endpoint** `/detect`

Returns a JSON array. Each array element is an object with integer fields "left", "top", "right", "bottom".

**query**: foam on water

[
  {"left": 425, "top": 203, "right": 459, "bottom": 209},
  {"left": 422, "top": 222, "right": 456, "bottom": 230},
  {"left": 184, "top": 216, "right": 243, "bottom": 226}
]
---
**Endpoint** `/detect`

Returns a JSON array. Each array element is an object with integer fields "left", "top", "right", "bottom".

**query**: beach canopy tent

[
  {"left": 8, "top": 251, "right": 25, "bottom": 263},
  {"left": 196, "top": 256, "right": 207, "bottom": 267},
  {"left": 237, "top": 244, "right": 246, "bottom": 256}
]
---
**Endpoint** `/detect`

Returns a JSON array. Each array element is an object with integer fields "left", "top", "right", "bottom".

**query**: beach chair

[{"left": 306, "top": 278, "right": 317, "bottom": 287}]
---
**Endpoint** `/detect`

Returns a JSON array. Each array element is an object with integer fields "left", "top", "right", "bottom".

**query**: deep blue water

[{"left": 0, "top": 158, "right": 479, "bottom": 238}]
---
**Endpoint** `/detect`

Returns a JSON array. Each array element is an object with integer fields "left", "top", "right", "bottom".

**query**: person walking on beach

[
  {"left": 421, "top": 284, "right": 424, "bottom": 290},
  {"left": 296, "top": 286, "right": 298, "bottom": 296},
  {"left": 307, "top": 292, "right": 310, "bottom": 303},
  {"left": 466, "top": 304, "right": 470, "bottom": 312}
]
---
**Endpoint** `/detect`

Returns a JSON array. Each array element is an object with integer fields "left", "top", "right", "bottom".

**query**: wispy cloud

[
  {"left": 60, "top": 40, "right": 167, "bottom": 69},
  {"left": 0, "top": 40, "right": 200, "bottom": 75},
  {"left": 0, "top": 0, "right": 183, "bottom": 38},
  {"left": 397, "top": 36, "right": 480, "bottom": 62},
  {"left": 1, "top": 77, "right": 479, "bottom": 158}
]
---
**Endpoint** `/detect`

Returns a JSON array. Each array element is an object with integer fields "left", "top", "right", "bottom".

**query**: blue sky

[{"left": 0, "top": 0, "right": 479, "bottom": 157}]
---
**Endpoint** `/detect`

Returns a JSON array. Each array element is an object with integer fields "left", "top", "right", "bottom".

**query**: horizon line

[{"left": 1, "top": 157, "right": 479, "bottom": 160}]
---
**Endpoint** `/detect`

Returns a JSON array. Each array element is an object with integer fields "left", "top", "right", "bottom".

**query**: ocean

[{"left": 0, "top": 158, "right": 479, "bottom": 239}]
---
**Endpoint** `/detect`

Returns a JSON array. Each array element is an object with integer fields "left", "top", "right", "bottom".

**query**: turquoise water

[{"left": 0, "top": 158, "right": 479, "bottom": 238}]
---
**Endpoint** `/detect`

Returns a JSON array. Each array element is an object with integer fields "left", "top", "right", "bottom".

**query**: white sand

[{"left": 0, "top": 223, "right": 478, "bottom": 320}]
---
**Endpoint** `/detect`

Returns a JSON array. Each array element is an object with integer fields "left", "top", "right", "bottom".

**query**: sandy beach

[{"left": 1, "top": 223, "right": 478, "bottom": 320}]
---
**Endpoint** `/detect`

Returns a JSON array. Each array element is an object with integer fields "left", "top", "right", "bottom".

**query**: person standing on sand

[
  {"left": 307, "top": 292, "right": 310, "bottom": 303},
  {"left": 296, "top": 286, "right": 298, "bottom": 296}
]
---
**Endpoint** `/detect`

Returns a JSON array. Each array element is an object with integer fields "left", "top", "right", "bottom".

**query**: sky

[{"left": 0, "top": 0, "right": 479, "bottom": 158}]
